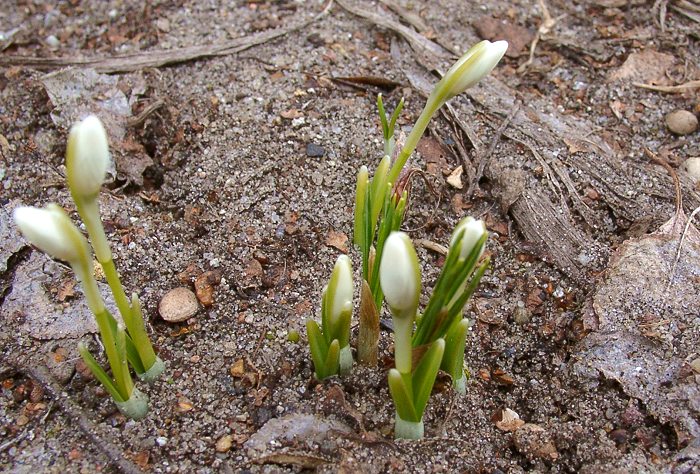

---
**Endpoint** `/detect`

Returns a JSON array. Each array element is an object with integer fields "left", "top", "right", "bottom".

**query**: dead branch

[{"left": 0, "top": 2, "right": 333, "bottom": 74}]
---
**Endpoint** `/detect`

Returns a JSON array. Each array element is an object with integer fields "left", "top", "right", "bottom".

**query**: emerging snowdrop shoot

[
  {"left": 13, "top": 114, "right": 163, "bottom": 419},
  {"left": 66, "top": 115, "right": 163, "bottom": 383},
  {"left": 307, "top": 254, "right": 354, "bottom": 379}
]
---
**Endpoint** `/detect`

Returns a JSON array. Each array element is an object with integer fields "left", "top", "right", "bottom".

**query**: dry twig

[
  {"left": 633, "top": 80, "right": 700, "bottom": 93},
  {"left": 0, "top": 2, "right": 333, "bottom": 73}
]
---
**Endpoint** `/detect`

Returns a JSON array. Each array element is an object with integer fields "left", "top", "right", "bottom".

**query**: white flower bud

[
  {"left": 450, "top": 217, "right": 487, "bottom": 260},
  {"left": 66, "top": 115, "right": 111, "bottom": 199},
  {"left": 380, "top": 232, "right": 421, "bottom": 316},
  {"left": 13, "top": 204, "right": 88, "bottom": 264},
  {"left": 441, "top": 40, "right": 508, "bottom": 100},
  {"left": 329, "top": 254, "right": 353, "bottom": 322}
]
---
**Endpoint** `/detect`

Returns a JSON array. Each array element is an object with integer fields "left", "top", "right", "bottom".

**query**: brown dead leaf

[
  {"left": 451, "top": 194, "right": 473, "bottom": 214},
  {"left": 607, "top": 49, "right": 675, "bottom": 84},
  {"left": 325, "top": 230, "right": 348, "bottom": 252},
  {"left": 492, "top": 407, "right": 526, "bottom": 432},
  {"left": 244, "top": 258, "right": 263, "bottom": 280},
  {"left": 492, "top": 368, "right": 515, "bottom": 385},
  {"left": 132, "top": 451, "right": 150, "bottom": 469},
  {"left": 475, "top": 16, "right": 534, "bottom": 58},
  {"left": 446, "top": 166, "right": 463, "bottom": 189},
  {"left": 56, "top": 279, "right": 76, "bottom": 302},
  {"left": 194, "top": 270, "right": 221, "bottom": 307},
  {"left": 175, "top": 397, "right": 194, "bottom": 414}
]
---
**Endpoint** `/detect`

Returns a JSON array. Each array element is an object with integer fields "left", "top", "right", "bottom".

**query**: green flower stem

[
  {"left": 75, "top": 196, "right": 160, "bottom": 375},
  {"left": 99, "top": 257, "right": 133, "bottom": 328},
  {"left": 393, "top": 312, "right": 414, "bottom": 375},
  {"left": 386, "top": 97, "right": 440, "bottom": 188},
  {"left": 74, "top": 197, "right": 112, "bottom": 264}
]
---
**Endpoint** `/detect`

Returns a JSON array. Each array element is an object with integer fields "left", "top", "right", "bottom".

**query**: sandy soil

[{"left": 1, "top": 0, "right": 699, "bottom": 472}]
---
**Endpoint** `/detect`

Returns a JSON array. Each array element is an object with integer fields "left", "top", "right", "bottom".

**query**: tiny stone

[
  {"left": 215, "top": 435, "right": 233, "bottom": 453},
  {"left": 681, "top": 158, "right": 700, "bottom": 183},
  {"left": 45, "top": 35, "right": 60, "bottom": 48},
  {"left": 665, "top": 110, "right": 698, "bottom": 135},
  {"left": 513, "top": 301, "right": 531, "bottom": 325},
  {"left": 156, "top": 436, "right": 168, "bottom": 446},
  {"left": 159, "top": 287, "right": 199, "bottom": 322},
  {"left": 306, "top": 143, "right": 325, "bottom": 157}
]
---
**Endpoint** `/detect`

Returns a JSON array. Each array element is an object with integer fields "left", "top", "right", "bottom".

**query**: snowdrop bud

[
  {"left": 66, "top": 115, "right": 111, "bottom": 199},
  {"left": 441, "top": 40, "right": 508, "bottom": 101},
  {"left": 380, "top": 232, "right": 421, "bottom": 316},
  {"left": 450, "top": 217, "right": 487, "bottom": 260},
  {"left": 14, "top": 204, "right": 88, "bottom": 264},
  {"left": 329, "top": 254, "right": 353, "bottom": 321}
]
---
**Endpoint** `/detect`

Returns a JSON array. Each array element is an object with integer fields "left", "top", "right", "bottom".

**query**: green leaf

[
  {"left": 377, "top": 93, "right": 389, "bottom": 139},
  {"left": 307, "top": 320, "right": 329, "bottom": 379},
  {"left": 388, "top": 98, "right": 405, "bottom": 137},
  {"left": 78, "top": 343, "right": 125, "bottom": 402},
  {"left": 447, "top": 258, "right": 490, "bottom": 321},
  {"left": 388, "top": 369, "right": 419, "bottom": 422},
  {"left": 370, "top": 156, "right": 390, "bottom": 232},
  {"left": 441, "top": 319, "right": 470, "bottom": 378},
  {"left": 323, "top": 339, "right": 340, "bottom": 379},
  {"left": 353, "top": 166, "right": 369, "bottom": 250},
  {"left": 331, "top": 309, "right": 352, "bottom": 348},
  {"left": 412, "top": 338, "right": 445, "bottom": 417}
]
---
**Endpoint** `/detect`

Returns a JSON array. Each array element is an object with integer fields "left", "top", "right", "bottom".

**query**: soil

[{"left": 1, "top": 0, "right": 699, "bottom": 472}]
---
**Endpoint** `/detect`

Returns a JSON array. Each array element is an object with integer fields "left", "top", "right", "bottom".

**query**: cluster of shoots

[
  {"left": 306, "top": 40, "right": 507, "bottom": 439},
  {"left": 14, "top": 116, "right": 163, "bottom": 420}
]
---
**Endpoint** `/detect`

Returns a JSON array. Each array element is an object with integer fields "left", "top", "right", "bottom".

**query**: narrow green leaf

[
  {"left": 444, "top": 233, "right": 487, "bottom": 304},
  {"left": 412, "top": 338, "right": 445, "bottom": 417},
  {"left": 441, "top": 319, "right": 470, "bottom": 378},
  {"left": 307, "top": 320, "right": 329, "bottom": 379},
  {"left": 370, "top": 156, "right": 390, "bottom": 229},
  {"left": 388, "top": 98, "right": 405, "bottom": 136},
  {"left": 78, "top": 343, "right": 125, "bottom": 402},
  {"left": 331, "top": 309, "right": 352, "bottom": 348},
  {"left": 114, "top": 324, "right": 134, "bottom": 399},
  {"left": 388, "top": 369, "right": 419, "bottom": 422},
  {"left": 323, "top": 339, "right": 340, "bottom": 379},
  {"left": 377, "top": 94, "right": 389, "bottom": 138},
  {"left": 353, "top": 166, "right": 369, "bottom": 249},
  {"left": 447, "top": 258, "right": 490, "bottom": 321}
]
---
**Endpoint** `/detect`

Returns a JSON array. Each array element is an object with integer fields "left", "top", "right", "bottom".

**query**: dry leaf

[
  {"left": 446, "top": 165, "right": 463, "bottom": 189},
  {"left": 325, "top": 230, "right": 348, "bottom": 252},
  {"left": 493, "top": 408, "right": 526, "bottom": 432}
]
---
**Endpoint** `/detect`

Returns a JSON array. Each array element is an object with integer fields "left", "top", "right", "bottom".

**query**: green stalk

[
  {"left": 393, "top": 312, "right": 414, "bottom": 375},
  {"left": 386, "top": 95, "right": 440, "bottom": 188},
  {"left": 75, "top": 197, "right": 159, "bottom": 368},
  {"left": 93, "top": 308, "right": 131, "bottom": 400}
]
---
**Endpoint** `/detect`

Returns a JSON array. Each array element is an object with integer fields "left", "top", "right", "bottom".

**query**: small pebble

[
  {"left": 159, "top": 287, "right": 199, "bottom": 322},
  {"left": 665, "top": 110, "right": 698, "bottom": 135},
  {"left": 215, "top": 435, "right": 233, "bottom": 453},
  {"left": 681, "top": 157, "right": 700, "bottom": 183},
  {"left": 513, "top": 301, "right": 531, "bottom": 325},
  {"left": 155, "top": 436, "right": 168, "bottom": 446},
  {"left": 306, "top": 143, "right": 325, "bottom": 157},
  {"left": 45, "top": 35, "right": 60, "bottom": 49}
]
